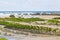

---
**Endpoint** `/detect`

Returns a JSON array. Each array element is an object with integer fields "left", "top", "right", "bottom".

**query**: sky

[{"left": 0, "top": 0, "right": 60, "bottom": 11}]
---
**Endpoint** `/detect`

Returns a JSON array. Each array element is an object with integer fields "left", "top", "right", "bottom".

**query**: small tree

[{"left": 10, "top": 15, "right": 15, "bottom": 18}]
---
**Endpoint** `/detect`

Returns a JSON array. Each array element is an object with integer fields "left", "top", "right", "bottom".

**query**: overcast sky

[{"left": 0, "top": 0, "right": 60, "bottom": 11}]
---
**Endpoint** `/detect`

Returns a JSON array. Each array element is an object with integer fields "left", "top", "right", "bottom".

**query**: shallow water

[{"left": 0, "top": 35, "right": 16, "bottom": 40}]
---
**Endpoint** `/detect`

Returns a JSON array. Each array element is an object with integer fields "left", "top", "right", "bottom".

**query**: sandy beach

[
  {"left": 0, "top": 14, "right": 60, "bottom": 40},
  {"left": 0, "top": 27, "right": 60, "bottom": 40},
  {"left": 10, "top": 33, "right": 60, "bottom": 40}
]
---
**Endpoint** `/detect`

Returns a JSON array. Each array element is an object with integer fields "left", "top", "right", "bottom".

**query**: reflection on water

[{"left": 0, "top": 35, "right": 16, "bottom": 40}]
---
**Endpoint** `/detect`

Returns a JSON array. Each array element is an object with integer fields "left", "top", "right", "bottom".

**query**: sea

[{"left": 0, "top": 11, "right": 60, "bottom": 14}]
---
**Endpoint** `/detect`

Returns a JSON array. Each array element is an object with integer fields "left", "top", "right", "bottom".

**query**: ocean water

[{"left": 0, "top": 11, "right": 60, "bottom": 14}]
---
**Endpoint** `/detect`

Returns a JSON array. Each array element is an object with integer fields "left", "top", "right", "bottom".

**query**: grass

[
  {"left": 48, "top": 19, "right": 60, "bottom": 25},
  {"left": 53, "top": 17, "right": 60, "bottom": 19},
  {"left": 0, "top": 18, "right": 60, "bottom": 35},
  {"left": 0, "top": 21, "right": 9, "bottom": 25},
  {"left": 0, "top": 21, "right": 59, "bottom": 35},
  {"left": 0, "top": 38, "right": 8, "bottom": 40},
  {"left": 0, "top": 17, "right": 45, "bottom": 22},
  {"left": 5, "top": 23, "right": 59, "bottom": 35}
]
